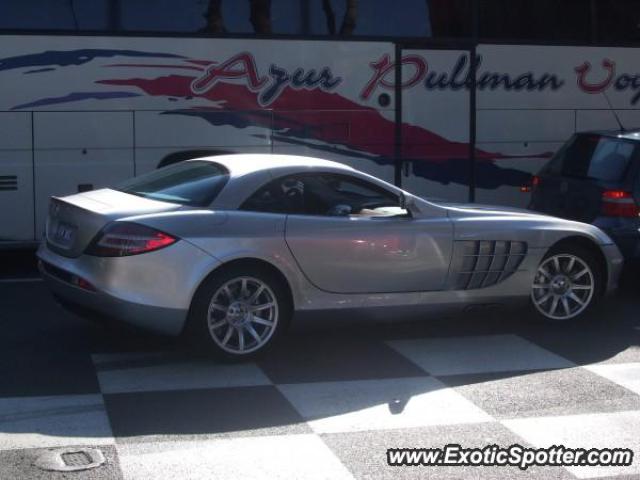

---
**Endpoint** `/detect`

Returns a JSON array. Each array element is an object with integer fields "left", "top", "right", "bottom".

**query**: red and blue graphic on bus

[{"left": 1, "top": 48, "right": 539, "bottom": 189}]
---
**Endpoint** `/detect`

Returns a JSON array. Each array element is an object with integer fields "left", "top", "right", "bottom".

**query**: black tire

[
  {"left": 185, "top": 264, "right": 292, "bottom": 361},
  {"left": 530, "top": 244, "right": 604, "bottom": 323}
]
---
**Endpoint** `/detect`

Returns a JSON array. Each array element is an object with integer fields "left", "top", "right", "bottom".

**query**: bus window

[
  {"left": 309, "top": 0, "right": 433, "bottom": 37},
  {"left": 215, "top": 0, "right": 305, "bottom": 34},
  {"left": 478, "top": 0, "right": 590, "bottom": 43},
  {"left": 427, "top": 0, "right": 473, "bottom": 38},
  {"left": 0, "top": 0, "right": 110, "bottom": 31},
  {"left": 118, "top": 0, "right": 304, "bottom": 34},
  {"left": 271, "top": 0, "right": 306, "bottom": 34},
  {"left": 120, "top": 0, "right": 209, "bottom": 33},
  {"left": 595, "top": 0, "right": 640, "bottom": 43}
]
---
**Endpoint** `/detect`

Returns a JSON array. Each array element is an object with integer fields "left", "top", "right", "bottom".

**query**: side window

[
  {"left": 547, "top": 135, "right": 637, "bottom": 182},
  {"left": 241, "top": 173, "right": 404, "bottom": 217},
  {"left": 116, "top": 161, "right": 229, "bottom": 206},
  {"left": 588, "top": 140, "right": 635, "bottom": 181},
  {"left": 240, "top": 176, "right": 305, "bottom": 214},
  {"left": 317, "top": 175, "right": 402, "bottom": 217}
]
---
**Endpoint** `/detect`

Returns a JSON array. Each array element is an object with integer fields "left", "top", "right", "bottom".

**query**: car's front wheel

[
  {"left": 187, "top": 265, "right": 291, "bottom": 360},
  {"left": 530, "top": 245, "right": 602, "bottom": 321}
]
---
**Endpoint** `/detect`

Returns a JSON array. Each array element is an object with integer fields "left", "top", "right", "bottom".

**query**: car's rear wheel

[
  {"left": 530, "top": 245, "right": 602, "bottom": 322},
  {"left": 186, "top": 265, "right": 291, "bottom": 360}
]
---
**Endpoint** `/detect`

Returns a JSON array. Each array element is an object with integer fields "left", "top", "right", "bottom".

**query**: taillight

[
  {"left": 601, "top": 190, "right": 640, "bottom": 218},
  {"left": 520, "top": 175, "right": 540, "bottom": 193},
  {"left": 86, "top": 222, "right": 178, "bottom": 257},
  {"left": 72, "top": 276, "right": 96, "bottom": 292}
]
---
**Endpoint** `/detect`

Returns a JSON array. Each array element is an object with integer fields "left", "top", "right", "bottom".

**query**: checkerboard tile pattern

[{"left": 1, "top": 333, "right": 639, "bottom": 479}]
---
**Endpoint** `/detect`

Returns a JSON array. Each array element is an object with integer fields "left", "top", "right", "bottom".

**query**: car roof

[
  {"left": 189, "top": 153, "right": 355, "bottom": 177},
  {"left": 198, "top": 154, "right": 369, "bottom": 209},
  {"left": 578, "top": 129, "right": 640, "bottom": 142}
]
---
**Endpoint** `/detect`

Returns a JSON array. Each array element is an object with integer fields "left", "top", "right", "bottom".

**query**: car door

[{"left": 280, "top": 173, "right": 453, "bottom": 294}]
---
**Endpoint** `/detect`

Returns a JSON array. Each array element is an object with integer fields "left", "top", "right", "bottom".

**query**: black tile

[
  {"left": 521, "top": 326, "right": 640, "bottom": 367},
  {"left": 0, "top": 351, "right": 100, "bottom": 397},
  {"left": 259, "top": 336, "right": 427, "bottom": 384},
  {"left": 104, "top": 385, "right": 309, "bottom": 440},
  {"left": 0, "top": 282, "right": 174, "bottom": 357}
]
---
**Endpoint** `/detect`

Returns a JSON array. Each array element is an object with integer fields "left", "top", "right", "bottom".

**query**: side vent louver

[
  {"left": 454, "top": 240, "right": 527, "bottom": 290},
  {"left": 0, "top": 175, "right": 17, "bottom": 191}
]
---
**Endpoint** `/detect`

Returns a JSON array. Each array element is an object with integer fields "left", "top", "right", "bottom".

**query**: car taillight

[
  {"left": 601, "top": 190, "right": 640, "bottom": 218},
  {"left": 72, "top": 276, "right": 96, "bottom": 292},
  {"left": 86, "top": 222, "right": 178, "bottom": 257},
  {"left": 520, "top": 175, "right": 540, "bottom": 193}
]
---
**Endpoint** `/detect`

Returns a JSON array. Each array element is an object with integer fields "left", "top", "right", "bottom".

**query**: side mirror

[
  {"left": 399, "top": 192, "right": 421, "bottom": 217},
  {"left": 399, "top": 192, "right": 407, "bottom": 210}
]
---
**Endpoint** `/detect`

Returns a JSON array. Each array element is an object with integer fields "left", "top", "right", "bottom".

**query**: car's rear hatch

[
  {"left": 46, "top": 189, "right": 181, "bottom": 257},
  {"left": 530, "top": 133, "right": 640, "bottom": 223}
]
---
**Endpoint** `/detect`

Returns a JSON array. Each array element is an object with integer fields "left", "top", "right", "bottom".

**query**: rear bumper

[
  {"left": 42, "top": 266, "right": 186, "bottom": 335},
  {"left": 37, "top": 240, "right": 221, "bottom": 336}
]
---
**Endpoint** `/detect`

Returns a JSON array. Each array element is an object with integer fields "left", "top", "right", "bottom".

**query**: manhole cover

[
  {"left": 62, "top": 451, "right": 93, "bottom": 467},
  {"left": 35, "top": 447, "right": 105, "bottom": 472}
]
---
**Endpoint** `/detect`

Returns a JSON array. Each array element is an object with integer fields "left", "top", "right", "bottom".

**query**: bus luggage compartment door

[
  {"left": 33, "top": 112, "right": 134, "bottom": 239},
  {"left": 0, "top": 113, "right": 34, "bottom": 242}
]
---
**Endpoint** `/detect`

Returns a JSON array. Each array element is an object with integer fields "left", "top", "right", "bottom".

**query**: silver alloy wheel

[
  {"left": 207, "top": 276, "right": 279, "bottom": 354},
  {"left": 531, "top": 254, "right": 595, "bottom": 320}
]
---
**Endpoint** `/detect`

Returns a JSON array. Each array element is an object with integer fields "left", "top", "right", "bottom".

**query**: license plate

[{"left": 53, "top": 222, "right": 76, "bottom": 247}]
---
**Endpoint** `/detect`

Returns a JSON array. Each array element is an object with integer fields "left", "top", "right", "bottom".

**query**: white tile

[
  {"left": 585, "top": 363, "right": 640, "bottom": 396},
  {"left": 0, "top": 395, "right": 113, "bottom": 450},
  {"left": 504, "top": 411, "right": 640, "bottom": 478},
  {"left": 92, "top": 352, "right": 271, "bottom": 394},
  {"left": 278, "top": 377, "right": 492, "bottom": 434},
  {"left": 388, "top": 335, "right": 574, "bottom": 376},
  {"left": 117, "top": 434, "right": 353, "bottom": 480}
]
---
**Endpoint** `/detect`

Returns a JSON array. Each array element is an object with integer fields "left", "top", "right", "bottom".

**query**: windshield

[
  {"left": 544, "top": 134, "right": 638, "bottom": 182},
  {"left": 116, "top": 161, "right": 229, "bottom": 206}
]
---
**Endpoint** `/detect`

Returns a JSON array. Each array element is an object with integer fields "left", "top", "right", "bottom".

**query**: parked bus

[{"left": 1, "top": 0, "right": 639, "bottom": 245}]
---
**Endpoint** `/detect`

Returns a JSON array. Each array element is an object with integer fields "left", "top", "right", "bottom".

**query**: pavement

[{"left": 0, "top": 250, "right": 639, "bottom": 479}]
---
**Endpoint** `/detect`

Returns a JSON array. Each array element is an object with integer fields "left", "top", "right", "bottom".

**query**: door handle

[{"left": 403, "top": 160, "right": 410, "bottom": 177}]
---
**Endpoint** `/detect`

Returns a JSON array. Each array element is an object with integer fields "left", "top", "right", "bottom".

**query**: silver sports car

[{"left": 38, "top": 154, "right": 624, "bottom": 359}]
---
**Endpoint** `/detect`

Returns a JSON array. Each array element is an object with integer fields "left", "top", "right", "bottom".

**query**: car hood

[
  {"left": 436, "top": 202, "right": 615, "bottom": 246},
  {"left": 439, "top": 202, "right": 550, "bottom": 217}
]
